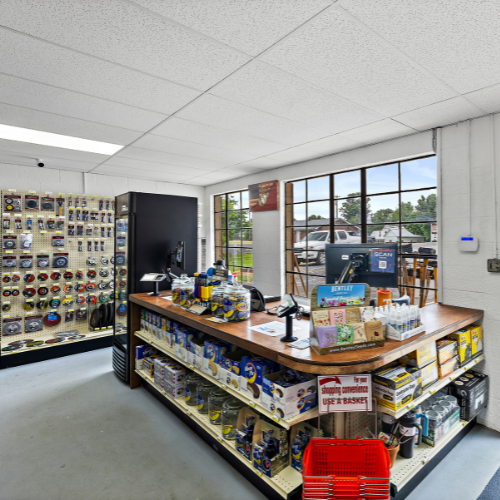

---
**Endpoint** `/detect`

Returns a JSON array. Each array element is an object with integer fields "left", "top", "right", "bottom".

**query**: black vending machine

[{"left": 112, "top": 192, "right": 198, "bottom": 382}]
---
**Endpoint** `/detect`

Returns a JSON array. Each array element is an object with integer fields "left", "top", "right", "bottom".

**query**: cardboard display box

[
  {"left": 448, "top": 329, "right": 472, "bottom": 366},
  {"left": 373, "top": 361, "right": 422, "bottom": 411}
]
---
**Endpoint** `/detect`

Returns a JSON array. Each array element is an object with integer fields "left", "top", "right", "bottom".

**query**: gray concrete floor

[
  {"left": 1, "top": 348, "right": 499, "bottom": 500},
  {"left": 0, "top": 348, "right": 266, "bottom": 500}
]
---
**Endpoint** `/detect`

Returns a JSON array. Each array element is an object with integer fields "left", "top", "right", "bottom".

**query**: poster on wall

[{"left": 249, "top": 180, "right": 279, "bottom": 212}]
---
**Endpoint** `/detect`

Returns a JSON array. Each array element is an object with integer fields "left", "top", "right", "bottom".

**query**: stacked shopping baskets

[{"left": 302, "top": 438, "right": 391, "bottom": 500}]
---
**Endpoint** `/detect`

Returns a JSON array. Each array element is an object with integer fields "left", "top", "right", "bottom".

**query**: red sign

[
  {"left": 249, "top": 180, "right": 279, "bottom": 212},
  {"left": 318, "top": 374, "right": 372, "bottom": 413}
]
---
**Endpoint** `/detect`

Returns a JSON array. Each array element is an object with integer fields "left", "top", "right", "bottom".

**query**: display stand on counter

[
  {"left": 0, "top": 190, "right": 116, "bottom": 369},
  {"left": 127, "top": 292, "right": 484, "bottom": 500}
]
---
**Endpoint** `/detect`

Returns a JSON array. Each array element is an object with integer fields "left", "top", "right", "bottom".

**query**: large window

[
  {"left": 285, "top": 156, "right": 437, "bottom": 306},
  {"left": 214, "top": 190, "right": 253, "bottom": 284}
]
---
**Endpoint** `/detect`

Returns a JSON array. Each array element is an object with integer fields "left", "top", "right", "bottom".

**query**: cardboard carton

[{"left": 448, "top": 329, "right": 472, "bottom": 366}]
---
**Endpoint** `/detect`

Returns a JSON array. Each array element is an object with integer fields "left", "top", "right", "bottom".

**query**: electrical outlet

[{"left": 487, "top": 259, "right": 500, "bottom": 272}]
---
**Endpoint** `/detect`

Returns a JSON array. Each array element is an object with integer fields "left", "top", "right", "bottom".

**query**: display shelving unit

[
  {"left": 128, "top": 293, "right": 484, "bottom": 500},
  {"left": 135, "top": 329, "right": 318, "bottom": 430},
  {"left": 0, "top": 190, "right": 116, "bottom": 368}
]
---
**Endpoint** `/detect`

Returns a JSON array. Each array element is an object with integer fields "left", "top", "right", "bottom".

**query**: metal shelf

[
  {"left": 391, "top": 420, "right": 469, "bottom": 490},
  {"left": 135, "top": 368, "right": 302, "bottom": 498},
  {"left": 1, "top": 329, "right": 113, "bottom": 356},
  {"left": 135, "top": 330, "right": 319, "bottom": 430},
  {"left": 378, "top": 354, "right": 485, "bottom": 418}
]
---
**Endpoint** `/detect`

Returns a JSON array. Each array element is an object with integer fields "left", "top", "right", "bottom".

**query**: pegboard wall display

[{"left": 1, "top": 190, "right": 117, "bottom": 356}]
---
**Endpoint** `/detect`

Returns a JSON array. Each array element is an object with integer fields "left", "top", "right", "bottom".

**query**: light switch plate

[{"left": 487, "top": 259, "right": 500, "bottom": 272}]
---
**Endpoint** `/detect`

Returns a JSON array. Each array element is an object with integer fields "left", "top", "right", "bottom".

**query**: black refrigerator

[{"left": 112, "top": 192, "right": 198, "bottom": 382}]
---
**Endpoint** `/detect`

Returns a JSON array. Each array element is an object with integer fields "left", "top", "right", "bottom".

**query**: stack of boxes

[{"left": 447, "top": 370, "right": 489, "bottom": 421}]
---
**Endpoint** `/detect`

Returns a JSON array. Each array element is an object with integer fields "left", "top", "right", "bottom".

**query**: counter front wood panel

[{"left": 129, "top": 293, "right": 483, "bottom": 375}]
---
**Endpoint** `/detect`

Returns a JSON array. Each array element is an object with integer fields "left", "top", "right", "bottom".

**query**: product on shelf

[
  {"left": 208, "top": 387, "right": 231, "bottom": 425},
  {"left": 470, "top": 326, "right": 483, "bottom": 359},
  {"left": 401, "top": 341, "right": 437, "bottom": 368},
  {"left": 252, "top": 419, "right": 289, "bottom": 477},
  {"left": 309, "top": 284, "right": 386, "bottom": 355},
  {"left": 448, "top": 370, "right": 489, "bottom": 421},
  {"left": 373, "top": 361, "right": 422, "bottom": 411},
  {"left": 203, "top": 339, "right": 233, "bottom": 379},
  {"left": 290, "top": 423, "right": 315, "bottom": 472},
  {"left": 240, "top": 355, "right": 275, "bottom": 403},
  {"left": 262, "top": 369, "right": 318, "bottom": 419},
  {"left": 219, "top": 350, "right": 251, "bottom": 390},
  {"left": 448, "top": 328, "right": 472, "bottom": 366},
  {"left": 438, "top": 356, "right": 460, "bottom": 379},
  {"left": 185, "top": 372, "right": 203, "bottom": 407},
  {"left": 196, "top": 378, "right": 215, "bottom": 414},
  {"left": 436, "top": 339, "right": 458, "bottom": 365},
  {"left": 422, "top": 391, "right": 461, "bottom": 447},
  {"left": 235, "top": 408, "right": 260, "bottom": 460},
  {"left": 221, "top": 398, "right": 245, "bottom": 440},
  {"left": 223, "top": 283, "right": 250, "bottom": 322}
]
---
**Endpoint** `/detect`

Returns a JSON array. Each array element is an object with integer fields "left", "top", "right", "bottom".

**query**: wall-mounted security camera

[{"left": 36, "top": 158, "right": 44, "bottom": 168}]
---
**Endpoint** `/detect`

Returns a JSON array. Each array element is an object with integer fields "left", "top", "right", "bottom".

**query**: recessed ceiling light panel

[{"left": 0, "top": 124, "right": 124, "bottom": 155}]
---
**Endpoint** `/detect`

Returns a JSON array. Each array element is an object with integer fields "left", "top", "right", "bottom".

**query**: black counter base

[{"left": 0, "top": 335, "right": 113, "bottom": 369}]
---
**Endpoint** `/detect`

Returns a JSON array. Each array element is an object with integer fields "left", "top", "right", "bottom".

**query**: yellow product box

[
  {"left": 470, "top": 326, "right": 483, "bottom": 358},
  {"left": 436, "top": 339, "right": 458, "bottom": 365},
  {"left": 438, "top": 356, "right": 460, "bottom": 379},
  {"left": 448, "top": 329, "right": 472, "bottom": 366},
  {"left": 408, "top": 360, "right": 439, "bottom": 389},
  {"left": 404, "top": 342, "right": 437, "bottom": 368}
]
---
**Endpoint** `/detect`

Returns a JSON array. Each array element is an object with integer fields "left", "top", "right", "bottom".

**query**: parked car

[
  {"left": 293, "top": 230, "right": 361, "bottom": 265},
  {"left": 349, "top": 230, "right": 376, "bottom": 243}
]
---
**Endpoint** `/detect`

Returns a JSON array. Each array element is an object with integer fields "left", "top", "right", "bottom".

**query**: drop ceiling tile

[
  {"left": 94, "top": 164, "right": 191, "bottom": 182},
  {"left": 196, "top": 171, "right": 243, "bottom": 182},
  {"left": 0, "top": 74, "right": 166, "bottom": 132},
  {"left": 0, "top": 138, "right": 108, "bottom": 164},
  {"left": 261, "top": 7, "right": 455, "bottom": 116},
  {"left": 0, "top": 103, "right": 141, "bottom": 145},
  {"left": 338, "top": 0, "right": 500, "bottom": 94},
  {"left": 180, "top": 177, "right": 215, "bottom": 186},
  {"left": 134, "top": 134, "right": 255, "bottom": 164},
  {"left": 132, "top": 0, "right": 332, "bottom": 56},
  {"left": 0, "top": 150, "right": 98, "bottom": 172},
  {"left": 464, "top": 84, "right": 500, "bottom": 114},
  {"left": 1, "top": 0, "right": 249, "bottom": 90},
  {"left": 113, "top": 147, "right": 226, "bottom": 171},
  {"left": 104, "top": 154, "right": 210, "bottom": 177},
  {"left": 212, "top": 61, "right": 382, "bottom": 133},
  {"left": 393, "top": 98, "right": 485, "bottom": 131},
  {"left": 0, "top": 29, "right": 201, "bottom": 114},
  {"left": 152, "top": 117, "right": 286, "bottom": 156},
  {"left": 337, "top": 119, "right": 415, "bottom": 144},
  {"left": 299, "top": 134, "right": 364, "bottom": 154},
  {"left": 234, "top": 158, "right": 283, "bottom": 169},
  {"left": 177, "top": 94, "right": 328, "bottom": 146},
  {"left": 217, "top": 165, "right": 266, "bottom": 175},
  {"left": 265, "top": 147, "right": 322, "bottom": 164}
]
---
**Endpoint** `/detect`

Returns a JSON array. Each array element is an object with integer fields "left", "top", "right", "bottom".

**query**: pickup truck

[{"left": 293, "top": 230, "right": 361, "bottom": 265}]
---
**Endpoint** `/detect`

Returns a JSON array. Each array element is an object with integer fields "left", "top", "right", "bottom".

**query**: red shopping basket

[{"left": 302, "top": 438, "right": 391, "bottom": 500}]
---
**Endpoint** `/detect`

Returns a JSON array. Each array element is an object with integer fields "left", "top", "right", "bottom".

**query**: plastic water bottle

[{"left": 395, "top": 312, "right": 403, "bottom": 333}]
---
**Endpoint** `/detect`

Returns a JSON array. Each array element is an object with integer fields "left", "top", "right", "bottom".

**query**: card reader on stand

[
  {"left": 140, "top": 273, "right": 167, "bottom": 296},
  {"left": 276, "top": 294, "right": 303, "bottom": 343}
]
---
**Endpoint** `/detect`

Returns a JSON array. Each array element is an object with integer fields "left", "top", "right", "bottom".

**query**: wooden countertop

[{"left": 129, "top": 293, "right": 483, "bottom": 374}]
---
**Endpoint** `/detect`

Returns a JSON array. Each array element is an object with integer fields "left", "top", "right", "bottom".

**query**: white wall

[
  {"left": 440, "top": 113, "right": 500, "bottom": 431},
  {"left": 203, "top": 131, "right": 433, "bottom": 294},
  {"left": 0, "top": 162, "right": 205, "bottom": 199}
]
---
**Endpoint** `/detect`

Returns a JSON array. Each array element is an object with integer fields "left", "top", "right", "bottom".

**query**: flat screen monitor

[{"left": 325, "top": 243, "right": 398, "bottom": 288}]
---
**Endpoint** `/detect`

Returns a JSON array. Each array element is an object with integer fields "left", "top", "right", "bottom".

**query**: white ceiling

[{"left": 1, "top": 0, "right": 499, "bottom": 186}]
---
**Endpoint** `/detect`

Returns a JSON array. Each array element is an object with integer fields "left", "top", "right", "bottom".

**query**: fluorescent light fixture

[{"left": 0, "top": 124, "right": 124, "bottom": 155}]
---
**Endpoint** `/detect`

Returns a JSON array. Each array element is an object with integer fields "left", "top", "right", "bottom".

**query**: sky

[{"left": 292, "top": 156, "right": 437, "bottom": 220}]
